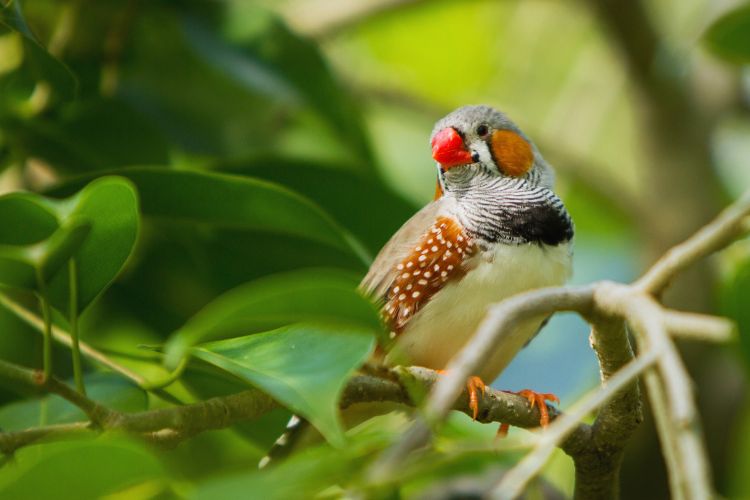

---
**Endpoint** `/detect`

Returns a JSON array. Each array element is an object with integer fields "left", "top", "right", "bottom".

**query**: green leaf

[
  {"left": 0, "top": 5, "right": 77, "bottom": 109},
  {"left": 46, "top": 176, "right": 139, "bottom": 313},
  {"left": 217, "top": 8, "right": 373, "bottom": 165},
  {"left": 705, "top": 4, "right": 750, "bottom": 64},
  {"left": 0, "top": 193, "right": 57, "bottom": 245},
  {"left": 0, "top": 373, "right": 147, "bottom": 431},
  {"left": 192, "top": 322, "right": 375, "bottom": 446},
  {"left": 10, "top": 98, "right": 171, "bottom": 172},
  {"left": 218, "top": 157, "right": 418, "bottom": 253},
  {"left": 190, "top": 413, "right": 407, "bottom": 500},
  {"left": 52, "top": 168, "right": 368, "bottom": 263},
  {"left": 0, "top": 177, "right": 138, "bottom": 315},
  {"left": 164, "top": 268, "right": 381, "bottom": 366},
  {"left": 720, "top": 257, "right": 750, "bottom": 372},
  {"left": 0, "top": 216, "right": 91, "bottom": 290},
  {"left": 0, "top": 437, "right": 165, "bottom": 499}
]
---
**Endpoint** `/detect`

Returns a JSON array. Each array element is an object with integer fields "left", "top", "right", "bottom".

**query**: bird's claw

[{"left": 516, "top": 389, "right": 559, "bottom": 427}]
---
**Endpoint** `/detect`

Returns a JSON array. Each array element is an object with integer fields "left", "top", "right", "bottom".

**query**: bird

[
  {"left": 260, "top": 105, "right": 574, "bottom": 467},
  {"left": 361, "top": 104, "right": 574, "bottom": 426}
]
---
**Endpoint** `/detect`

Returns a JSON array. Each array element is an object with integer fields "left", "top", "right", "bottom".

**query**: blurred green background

[{"left": 0, "top": 0, "right": 749, "bottom": 498}]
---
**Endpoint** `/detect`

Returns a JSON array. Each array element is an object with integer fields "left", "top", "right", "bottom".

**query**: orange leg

[
  {"left": 516, "top": 389, "right": 560, "bottom": 427},
  {"left": 436, "top": 371, "right": 486, "bottom": 420},
  {"left": 497, "top": 389, "right": 559, "bottom": 438}
]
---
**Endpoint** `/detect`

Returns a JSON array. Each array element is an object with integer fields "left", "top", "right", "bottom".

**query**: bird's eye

[{"left": 476, "top": 124, "right": 489, "bottom": 137}]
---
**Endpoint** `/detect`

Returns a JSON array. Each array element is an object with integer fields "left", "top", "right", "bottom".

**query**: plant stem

[
  {"left": 35, "top": 271, "right": 53, "bottom": 380},
  {"left": 69, "top": 259, "right": 85, "bottom": 395}
]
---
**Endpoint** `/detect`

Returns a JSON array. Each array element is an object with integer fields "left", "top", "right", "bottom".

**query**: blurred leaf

[
  {"left": 46, "top": 176, "right": 139, "bottom": 314},
  {"left": 190, "top": 412, "right": 406, "bottom": 500},
  {"left": 720, "top": 256, "right": 750, "bottom": 372},
  {"left": 118, "top": 9, "right": 286, "bottom": 159},
  {"left": 164, "top": 268, "right": 381, "bottom": 366},
  {"left": 11, "top": 97, "right": 170, "bottom": 172},
  {"left": 220, "top": 8, "right": 373, "bottom": 166},
  {"left": 192, "top": 322, "right": 375, "bottom": 446},
  {"left": 705, "top": 4, "right": 750, "bottom": 64},
  {"left": 0, "top": 437, "right": 165, "bottom": 499},
  {"left": 0, "top": 373, "right": 147, "bottom": 431},
  {"left": 0, "top": 4, "right": 77, "bottom": 108},
  {"left": 218, "top": 157, "right": 418, "bottom": 253}
]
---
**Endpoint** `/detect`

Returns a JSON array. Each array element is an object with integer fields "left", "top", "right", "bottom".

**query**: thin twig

[{"left": 635, "top": 191, "right": 750, "bottom": 294}]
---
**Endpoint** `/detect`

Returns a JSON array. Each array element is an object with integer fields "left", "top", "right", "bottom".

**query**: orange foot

[
  {"left": 497, "top": 389, "right": 559, "bottom": 437},
  {"left": 436, "top": 371, "right": 486, "bottom": 420}
]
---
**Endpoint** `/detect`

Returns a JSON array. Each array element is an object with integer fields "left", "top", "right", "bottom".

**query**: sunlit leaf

[
  {"left": 705, "top": 4, "right": 750, "bottom": 64},
  {"left": 164, "top": 268, "right": 381, "bottom": 366},
  {"left": 192, "top": 322, "right": 375, "bottom": 446}
]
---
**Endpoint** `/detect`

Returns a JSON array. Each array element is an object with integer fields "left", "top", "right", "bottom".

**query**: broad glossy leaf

[
  {"left": 0, "top": 373, "right": 147, "bottom": 431},
  {"left": 0, "top": 437, "right": 164, "bottom": 499},
  {"left": 218, "top": 157, "right": 418, "bottom": 253},
  {"left": 164, "top": 268, "right": 381, "bottom": 366},
  {"left": 705, "top": 4, "right": 750, "bottom": 64},
  {"left": 0, "top": 193, "right": 57, "bottom": 245},
  {"left": 51, "top": 168, "right": 368, "bottom": 262},
  {"left": 46, "top": 176, "right": 139, "bottom": 313},
  {"left": 192, "top": 323, "right": 375, "bottom": 446}
]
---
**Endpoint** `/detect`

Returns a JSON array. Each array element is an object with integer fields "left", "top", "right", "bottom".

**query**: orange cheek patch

[{"left": 491, "top": 130, "right": 534, "bottom": 177}]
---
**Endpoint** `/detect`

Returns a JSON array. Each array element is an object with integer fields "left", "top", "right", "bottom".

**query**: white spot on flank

[
  {"left": 415, "top": 246, "right": 422, "bottom": 252},
  {"left": 447, "top": 265, "right": 454, "bottom": 271},
  {"left": 431, "top": 245, "right": 438, "bottom": 252},
  {"left": 413, "top": 270, "right": 421, "bottom": 276},
  {"left": 397, "top": 263, "right": 404, "bottom": 270},
  {"left": 418, "top": 255, "right": 426, "bottom": 262},
  {"left": 398, "top": 293, "right": 406, "bottom": 300},
  {"left": 393, "top": 286, "right": 400, "bottom": 293},
  {"left": 427, "top": 239, "right": 433, "bottom": 244},
  {"left": 406, "top": 284, "right": 413, "bottom": 290},
  {"left": 434, "top": 264, "right": 440, "bottom": 271},
  {"left": 412, "top": 291, "right": 420, "bottom": 298},
  {"left": 441, "top": 271, "right": 448, "bottom": 278},
  {"left": 424, "top": 271, "right": 432, "bottom": 278},
  {"left": 401, "top": 273, "right": 409, "bottom": 279},
  {"left": 418, "top": 279, "right": 428, "bottom": 285},
  {"left": 407, "top": 262, "right": 413, "bottom": 268}
]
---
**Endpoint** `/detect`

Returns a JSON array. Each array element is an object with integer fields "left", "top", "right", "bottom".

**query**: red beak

[{"left": 431, "top": 127, "right": 472, "bottom": 168}]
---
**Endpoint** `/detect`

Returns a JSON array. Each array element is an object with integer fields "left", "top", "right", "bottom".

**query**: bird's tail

[{"left": 258, "top": 414, "right": 310, "bottom": 469}]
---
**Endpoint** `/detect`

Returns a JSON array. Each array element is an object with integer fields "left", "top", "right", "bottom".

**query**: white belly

[{"left": 385, "top": 242, "right": 572, "bottom": 382}]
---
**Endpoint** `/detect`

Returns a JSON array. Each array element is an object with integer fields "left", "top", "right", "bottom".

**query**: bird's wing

[{"left": 359, "top": 200, "right": 442, "bottom": 300}]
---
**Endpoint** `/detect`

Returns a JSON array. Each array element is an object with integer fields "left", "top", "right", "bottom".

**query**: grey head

[{"left": 430, "top": 105, "right": 555, "bottom": 193}]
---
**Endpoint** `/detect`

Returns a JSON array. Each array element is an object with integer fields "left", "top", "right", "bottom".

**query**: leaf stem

[
  {"left": 69, "top": 259, "right": 85, "bottom": 395},
  {"left": 35, "top": 270, "right": 53, "bottom": 379}
]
